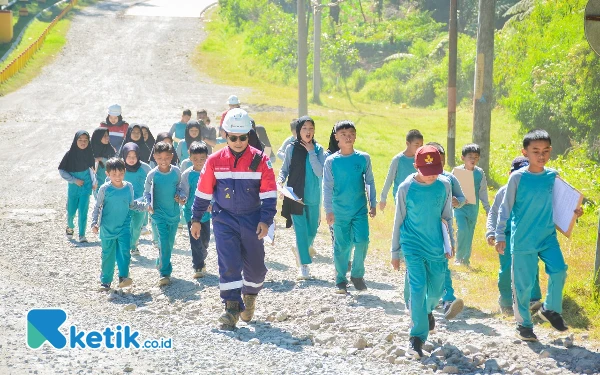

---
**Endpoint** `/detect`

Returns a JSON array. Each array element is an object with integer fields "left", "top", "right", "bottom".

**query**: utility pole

[
  {"left": 472, "top": 0, "right": 495, "bottom": 174},
  {"left": 298, "top": 0, "right": 308, "bottom": 116},
  {"left": 312, "top": 1, "right": 322, "bottom": 104},
  {"left": 447, "top": 0, "right": 458, "bottom": 167}
]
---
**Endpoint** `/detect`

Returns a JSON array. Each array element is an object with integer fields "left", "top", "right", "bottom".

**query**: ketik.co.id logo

[{"left": 27, "top": 308, "right": 172, "bottom": 350}]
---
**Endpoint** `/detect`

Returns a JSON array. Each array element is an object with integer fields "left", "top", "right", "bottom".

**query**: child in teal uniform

[
  {"left": 91, "top": 128, "right": 116, "bottom": 198},
  {"left": 379, "top": 129, "right": 423, "bottom": 211},
  {"left": 169, "top": 109, "right": 192, "bottom": 148},
  {"left": 323, "top": 120, "right": 377, "bottom": 293},
  {"left": 92, "top": 158, "right": 146, "bottom": 291},
  {"left": 180, "top": 141, "right": 211, "bottom": 279},
  {"left": 425, "top": 142, "right": 465, "bottom": 319},
  {"left": 278, "top": 116, "right": 325, "bottom": 280},
  {"left": 495, "top": 130, "right": 583, "bottom": 341},
  {"left": 121, "top": 142, "right": 151, "bottom": 256},
  {"left": 453, "top": 143, "right": 490, "bottom": 265},
  {"left": 486, "top": 156, "right": 542, "bottom": 315},
  {"left": 149, "top": 132, "right": 179, "bottom": 169},
  {"left": 59, "top": 130, "right": 97, "bottom": 243},
  {"left": 390, "top": 145, "right": 455, "bottom": 359},
  {"left": 277, "top": 119, "right": 298, "bottom": 161},
  {"left": 176, "top": 120, "right": 203, "bottom": 162},
  {"left": 143, "top": 141, "right": 185, "bottom": 286},
  {"left": 119, "top": 124, "right": 151, "bottom": 163}
]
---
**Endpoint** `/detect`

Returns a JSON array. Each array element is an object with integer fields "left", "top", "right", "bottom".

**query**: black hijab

[
  {"left": 122, "top": 142, "right": 142, "bottom": 172},
  {"left": 58, "top": 130, "right": 95, "bottom": 173},
  {"left": 119, "top": 124, "right": 150, "bottom": 161},
  {"left": 91, "top": 127, "right": 116, "bottom": 160},
  {"left": 185, "top": 120, "right": 203, "bottom": 149},
  {"left": 140, "top": 124, "right": 155, "bottom": 150},
  {"left": 281, "top": 116, "right": 315, "bottom": 228},
  {"left": 149, "top": 132, "right": 179, "bottom": 166},
  {"left": 326, "top": 126, "right": 340, "bottom": 154}
]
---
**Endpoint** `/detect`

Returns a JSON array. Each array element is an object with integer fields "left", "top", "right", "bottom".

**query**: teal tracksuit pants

[
  {"left": 130, "top": 211, "right": 146, "bottom": 251},
  {"left": 333, "top": 212, "right": 369, "bottom": 285},
  {"left": 100, "top": 232, "right": 131, "bottom": 284},
  {"left": 512, "top": 245, "right": 567, "bottom": 328},
  {"left": 66, "top": 173, "right": 92, "bottom": 237},
  {"left": 498, "top": 248, "right": 541, "bottom": 307},
  {"left": 455, "top": 208, "right": 477, "bottom": 264},
  {"left": 154, "top": 217, "right": 178, "bottom": 277},
  {"left": 403, "top": 259, "right": 454, "bottom": 309},
  {"left": 292, "top": 204, "right": 320, "bottom": 265},
  {"left": 405, "top": 253, "right": 446, "bottom": 342}
]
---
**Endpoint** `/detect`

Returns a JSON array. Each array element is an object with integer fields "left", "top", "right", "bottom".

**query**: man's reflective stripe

[
  {"left": 242, "top": 279, "right": 264, "bottom": 288},
  {"left": 259, "top": 191, "right": 277, "bottom": 199},
  {"left": 195, "top": 191, "right": 213, "bottom": 200},
  {"left": 219, "top": 280, "right": 243, "bottom": 290},
  {"left": 214, "top": 171, "right": 262, "bottom": 180}
]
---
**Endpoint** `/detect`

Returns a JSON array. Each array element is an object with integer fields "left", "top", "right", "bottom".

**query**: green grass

[
  {"left": 195, "top": 7, "right": 600, "bottom": 343},
  {"left": 0, "top": 1, "right": 95, "bottom": 96}
]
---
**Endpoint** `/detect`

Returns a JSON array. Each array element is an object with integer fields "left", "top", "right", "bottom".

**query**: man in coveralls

[{"left": 191, "top": 108, "right": 277, "bottom": 330}]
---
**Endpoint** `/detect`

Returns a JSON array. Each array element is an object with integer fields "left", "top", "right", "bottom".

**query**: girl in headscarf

[
  {"left": 176, "top": 120, "right": 203, "bottom": 162},
  {"left": 140, "top": 125, "right": 155, "bottom": 160},
  {"left": 58, "top": 130, "right": 97, "bottom": 243},
  {"left": 121, "top": 142, "right": 152, "bottom": 256},
  {"left": 149, "top": 132, "right": 179, "bottom": 168},
  {"left": 91, "top": 128, "right": 116, "bottom": 196},
  {"left": 119, "top": 124, "right": 151, "bottom": 163},
  {"left": 277, "top": 116, "right": 325, "bottom": 280}
]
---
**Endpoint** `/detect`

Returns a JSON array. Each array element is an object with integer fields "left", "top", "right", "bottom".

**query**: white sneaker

[
  {"left": 158, "top": 276, "right": 170, "bottom": 286},
  {"left": 78, "top": 236, "right": 88, "bottom": 243},
  {"left": 297, "top": 265, "right": 311, "bottom": 280},
  {"left": 141, "top": 226, "right": 151, "bottom": 236}
]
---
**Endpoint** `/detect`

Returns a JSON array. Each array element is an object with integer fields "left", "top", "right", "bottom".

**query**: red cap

[{"left": 415, "top": 145, "right": 443, "bottom": 176}]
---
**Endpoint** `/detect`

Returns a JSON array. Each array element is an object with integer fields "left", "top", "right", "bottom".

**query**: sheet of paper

[
  {"left": 365, "top": 184, "right": 371, "bottom": 204},
  {"left": 278, "top": 185, "right": 305, "bottom": 205},
  {"left": 263, "top": 146, "right": 272, "bottom": 157},
  {"left": 441, "top": 220, "right": 452, "bottom": 256},
  {"left": 212, "top": 142, "right": 227, "bottom": 152},
  {"left": 553, "top": 177, "right": 583, "bottom": 238},
  {"left": 452, "top": 168, "right": 476, "bottom": 204},
  {"left": 264, "top": 223, "right": 276, "bottom": 245},
  {"left": 150, "top": 180, "right": 154, "bottom": 210}
]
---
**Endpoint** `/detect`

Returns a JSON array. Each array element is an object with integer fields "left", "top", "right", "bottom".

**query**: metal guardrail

[{"left": 0, "top": 0, "right": 78, "bottom": 85}]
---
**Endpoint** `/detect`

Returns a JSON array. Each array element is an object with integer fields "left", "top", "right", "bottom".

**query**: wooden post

[
  {"left": 447, "top": 0, "right": 458, "bottom": 167},
  {"left": 472, "top": 0, "right": 495, "bottom": 174},
  {"left": 298, "top": 0, "right": 308, "bottom": 116},
  {"left": 312, "top": 2, "right": 322, "bottom": 105}
]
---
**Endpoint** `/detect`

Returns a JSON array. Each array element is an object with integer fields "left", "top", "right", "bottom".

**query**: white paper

[
  {"left": 263, "top": 146, "right": 272, "bottom": 157},
  {"left": 150, "top": 180, "right": 154, "bottom": 210},
  {"left": 553, "top": 177, "right": 582, "bottom": 237},
  {"left": 365, "top": 184, "right": 371, "bottom": 204},
  {"left": 264, "top": 223, "right": 276, "bottom": 245},
  {"left": 278, "top": 185, "right": 304, "bottom": 205},
  {"left": 452, "top": 168, "right": 476, "bottom": 204},
  {"left": 441, "top": 221, "right": 452, "bottom": 256}
]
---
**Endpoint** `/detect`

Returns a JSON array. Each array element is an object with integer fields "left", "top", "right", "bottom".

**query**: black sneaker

[
  {"left": 65, "top": 227, "right": 74, "bottom": 239},
  {"left": 406, "top": 336, "right": 424, "bottom": 359},
  {"left": 515, "top": 325, "right": 538, "bottom": 342},
  {"left": 335, "top": 282, "right": 347, "bottom": 294},
  {"left": 428, "top": 313, "right": 435, "bottom": 332},
  {"left": 350, "top": 277, "right": 367, "bottom": 291},
  {"left": 529, "top": 300, "right": 543, "bottom": 314},
  {"left": 538, "top": 306, "right": 568, "bottom": 331},
  {"left": 443, "top": 298, "right": 464, "bottom": 320},
  {"left": 99, "top": 283, "right": 110, "bottom": 292}
]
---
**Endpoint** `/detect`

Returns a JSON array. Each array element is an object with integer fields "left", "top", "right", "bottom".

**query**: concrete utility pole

[
  {"left": 472, "top": 0, "right": 495, "bottom": 174},
  {"left": 312, "top": 1, "right": 322, "bottom": 104},
  {"left": 298, "top": 0, "right": 308, "bottom": 116},
  {"left": 447, "top": 0, "right": 458, "bottom": 167}
]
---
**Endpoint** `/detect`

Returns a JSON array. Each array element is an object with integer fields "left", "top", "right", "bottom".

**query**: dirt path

[{"left": 0, "top": 1, "right": 599, "bottom": 374}]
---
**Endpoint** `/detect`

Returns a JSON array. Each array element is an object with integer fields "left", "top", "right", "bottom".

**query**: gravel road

[{"left": 0, "top": 1, "right": 599, "bottom": 374}]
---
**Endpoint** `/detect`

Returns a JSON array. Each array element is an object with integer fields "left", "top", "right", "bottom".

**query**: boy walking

[
  {"left": 323, "top": 120, "right": 377, "bottom": 294},
  {"left": 169, "top": 109, "right": 192, "bottom": 148},
  {"left": 91, "top": 158, "right": 146, "bottom": 291},
  {"left": 495, "top": 130, "right": 582, "bottom": 341},
  {"left": 390, "top": 145, "right": 455, "bottom": 359},
  {"left": 379, "top": 129, "right": 423, "bottom": 210},
  {"left": 486, "top": 156, "right": 542, "bottom": 315},
  {"left": 453, "top": 144, "right": 490, "bottom": 265},
  {"left": 180, "top": 141, "right": 211, "bottom": 279},
  {"left": 143, "top": 142, "right": 185, "bottom": 286},
  {"left": 277, "top": 119, "right": 298, "bottom": 161}
]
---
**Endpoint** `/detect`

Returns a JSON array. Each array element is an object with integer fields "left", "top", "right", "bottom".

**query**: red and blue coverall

[{"left": 192, "top": 145, "right": 277, "bottom": 309}]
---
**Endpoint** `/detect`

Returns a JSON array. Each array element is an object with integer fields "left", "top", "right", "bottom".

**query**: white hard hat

[
  {"left": 226, "top": 95, "right": 240, "bottom": 105},
  {"left": 222, "top": 108, "right": 252, "bottom": 134},
  {"left": 108, "top": 104, "right": 121, "bottom": 116}
]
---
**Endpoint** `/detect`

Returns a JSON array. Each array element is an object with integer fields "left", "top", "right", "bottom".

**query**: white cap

[
  {"left": 222, "top": 108, "right": 252, "bottom": 134},
  {"left": 108, "top": 104, "right": 121, "bottom": 116},
  {"left": 226, "top": 95, "right": 240, "bottom": 105}
]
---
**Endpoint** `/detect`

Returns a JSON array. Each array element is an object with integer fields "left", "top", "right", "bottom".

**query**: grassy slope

[{"left": 195, "top": 9, "right": 600, "bottom": 341}]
